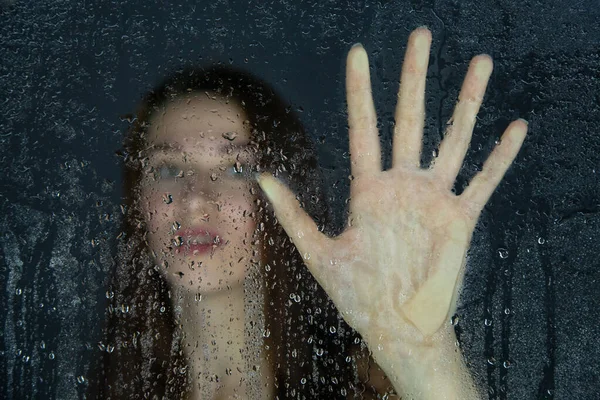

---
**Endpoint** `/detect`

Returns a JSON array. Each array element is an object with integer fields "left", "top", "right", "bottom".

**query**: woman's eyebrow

[
  {"left": 147, "top": 143, "right": 181, "bottom": 154},
  {"left": 147, "top": 142, "right": 252, "bottom": 155}
]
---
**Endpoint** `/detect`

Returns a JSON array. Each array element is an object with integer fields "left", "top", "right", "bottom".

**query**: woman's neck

[{"left": 175, "top": 284, "right": 272, "bottom": 399}]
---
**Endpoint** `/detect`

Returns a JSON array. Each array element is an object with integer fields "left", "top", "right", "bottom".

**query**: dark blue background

[{"left": 1, "top": 0, "right": 599, "bottom": 398}]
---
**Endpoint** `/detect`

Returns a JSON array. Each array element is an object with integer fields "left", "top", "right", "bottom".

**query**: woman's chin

[{"left": 157, "top": 260, "right": 247, "bottom": 294}]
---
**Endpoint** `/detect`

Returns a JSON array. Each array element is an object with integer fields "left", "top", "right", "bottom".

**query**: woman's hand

[{"left": 257, "top": 27, "right": 527, "bottom": 399}]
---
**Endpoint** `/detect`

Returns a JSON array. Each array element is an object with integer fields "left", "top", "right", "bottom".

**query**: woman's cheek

[
  {"left": 235, "top": 191, "right": 256, "bottom": 224},
  {"left": 143, "top": 188, "right": 176, "bottom": 243},
  {"left": 221, "top": 193, "right": 257, "bottom": 242}
]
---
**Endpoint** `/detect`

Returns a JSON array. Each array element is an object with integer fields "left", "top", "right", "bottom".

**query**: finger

[
  {"left": 392, "top": 27, "right": 432, "bottom": 169},
  {"left": 432, "top": 55, "right": 493, "bottom": 190},
  {"left": 346, "top": 43, "right": 381, "bottom": 177},
  {"left": 461, "top": 119, "right": 528, "bottom": 209},
  {"left": 256, "top": 173, "right": 330, "bottom": 281}
]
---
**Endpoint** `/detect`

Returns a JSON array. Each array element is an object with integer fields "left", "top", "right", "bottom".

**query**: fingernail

[
  {"left": 414, "top": 31, "right": 430, "bottom": 47},
  {"left": 352, "top": 46, "right": 369, "bottom": 69},
  {"left": 255, "top": 173, "right": 277, "bottom": 202},
  {"left": 474, "top": 56, "right": 493, "bottom": 76},
  {"left": 518, "top": 118, "right": 529, "bottom": 125},
  {"left": 351, "top": 42, "right": 363, "bottom": 49}
]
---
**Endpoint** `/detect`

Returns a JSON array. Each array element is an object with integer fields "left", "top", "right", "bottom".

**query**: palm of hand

[
  {"left": 258, "top": 28, "right": 527, "bottom": 353},
  {"left": 329, "top": 167, "right": 475, "bottom": 349}
]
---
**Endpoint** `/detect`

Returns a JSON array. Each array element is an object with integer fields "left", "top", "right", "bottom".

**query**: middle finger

[{"left": 392, "top": 27, "right": 432, "bottom": 169}]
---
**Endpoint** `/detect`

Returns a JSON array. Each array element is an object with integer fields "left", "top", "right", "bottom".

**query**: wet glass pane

[{"left": 1, "top": 1, "right": 599, "bottom": 399}]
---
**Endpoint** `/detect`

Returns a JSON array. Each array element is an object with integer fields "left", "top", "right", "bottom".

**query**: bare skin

[
  {"left": 141, "top": 94, "right": 272, "bottom": 399},
  {"left": 257, "top": 27, "right": 527, "bottom": 400}
]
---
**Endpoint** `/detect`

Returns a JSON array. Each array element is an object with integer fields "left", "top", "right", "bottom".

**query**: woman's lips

[{"left": 173, "top": 227, "right": 223, "bottom": 256}]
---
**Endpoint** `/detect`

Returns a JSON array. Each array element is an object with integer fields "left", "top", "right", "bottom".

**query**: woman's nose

[{"left": 177, "top": 178, "right": 218, "bottom": 215}]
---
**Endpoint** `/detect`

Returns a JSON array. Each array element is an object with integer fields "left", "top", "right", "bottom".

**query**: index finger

[{"left": 346, "top": 44, "right": 381, "bottom": 177}]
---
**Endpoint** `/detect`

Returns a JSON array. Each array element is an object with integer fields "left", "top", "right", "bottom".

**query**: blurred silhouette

[{"left": 89, "top": 65, "right": 353, "bottom": 399}]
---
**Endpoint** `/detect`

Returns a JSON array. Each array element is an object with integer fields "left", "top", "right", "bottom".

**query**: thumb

[{"left": 256, "top": 173, "right": 330, "bottom": 282}]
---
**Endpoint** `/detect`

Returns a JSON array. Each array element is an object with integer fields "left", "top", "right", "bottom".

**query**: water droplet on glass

[
  {"left": 262, "top": 329, "right": 271, "bottom": 338},
  {"left": 300, "top": 377, "right": 307, "bottom": 385},
  {"left": 222, "top": 131, "right": 238, "bottom": 141},
  {"left": 504, "top": 308, "right": 511, "bottom": 315},
  {"left": 537, "top": 237, "right": 546, "bottom": 244},
  {"left": 503, "top": 360, "right": 512, "bottom": 368},
  {"left": 163, "top": 193, "right": 173, "bottom": 204},
  {"left": 498, "top": 248, "right": 509, "bottom": 259},
  {"left": 234, "top": 161, "right": 243, "bottom": 174},
  {"left": 49, "top": 352, "right": 55, "bottom": 360},
  {"left": 40, "top": 341, "right": 46, "bottom": 349},
  {"left": 210, "top": 173, "right": 218, "bottom": 181},
  {"left": 303, "top": 253, "right": 311, "bottom": 260},
  {"left": 194, "top": 293, "right": 202, "bottom": 302},
  {"left": 105, "top": 291, "right": 114, "bottom": 299},
  {"left": 173, "top": 236, "right": 183, "bottom": 247},
  {"left": 15, "top": 288, "right": 22, "bottom": 295},
  {"left": 297, "top": 231, "right": 304, "bottom": 238},
  {"left": 451, "top": 315, "right": 459, "bottom": 326},
  {"left": 315, "top": 348, "right": 324, "bottom": 357},
  {"left": 484, "top": 318, "right": 493, "bottom": 326},
  {"left": 160, "top": 306, "right": 166, "bottom": 313},
  {"left": 289, "top": 293, "right": 301, "bottom": 303},
  {"left": 329, "top": 326, "right": 337, "bottom": 334},
  {"left": 77, "top": 376, "right": 86, "bottom": 384}
]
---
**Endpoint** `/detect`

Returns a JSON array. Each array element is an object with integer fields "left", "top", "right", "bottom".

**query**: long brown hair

[{"left": 89, "top": 64, "right": 355, "bottom": 399}]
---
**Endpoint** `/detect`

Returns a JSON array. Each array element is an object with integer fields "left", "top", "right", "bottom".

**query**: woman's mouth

[{"left": 173, "top": 228, "right": 223, "bottom": 256}]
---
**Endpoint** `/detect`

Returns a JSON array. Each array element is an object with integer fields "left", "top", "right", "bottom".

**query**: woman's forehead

[{"left": 147, "top": 93, "right": 251, "bottom": 152}]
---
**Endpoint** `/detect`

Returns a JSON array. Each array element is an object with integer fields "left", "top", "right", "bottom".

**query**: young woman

[
  {"left": 258, "top": 27, "right": 528, "bottom": 400},
  {"left": 90, "top": 64, "right": 356, "bottom": 399},
  {"left": 92, "top": 26, "right": 527, "bottom": 400}
]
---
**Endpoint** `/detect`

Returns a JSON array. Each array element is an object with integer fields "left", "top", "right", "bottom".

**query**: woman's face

[{"left": 139, "top": 92, "right": 258, "bottom": 293}]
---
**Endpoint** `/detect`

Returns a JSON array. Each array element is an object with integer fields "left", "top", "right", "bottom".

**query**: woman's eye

[{"left": 155, "top": 164, "right": 182, "bottom": 180}]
